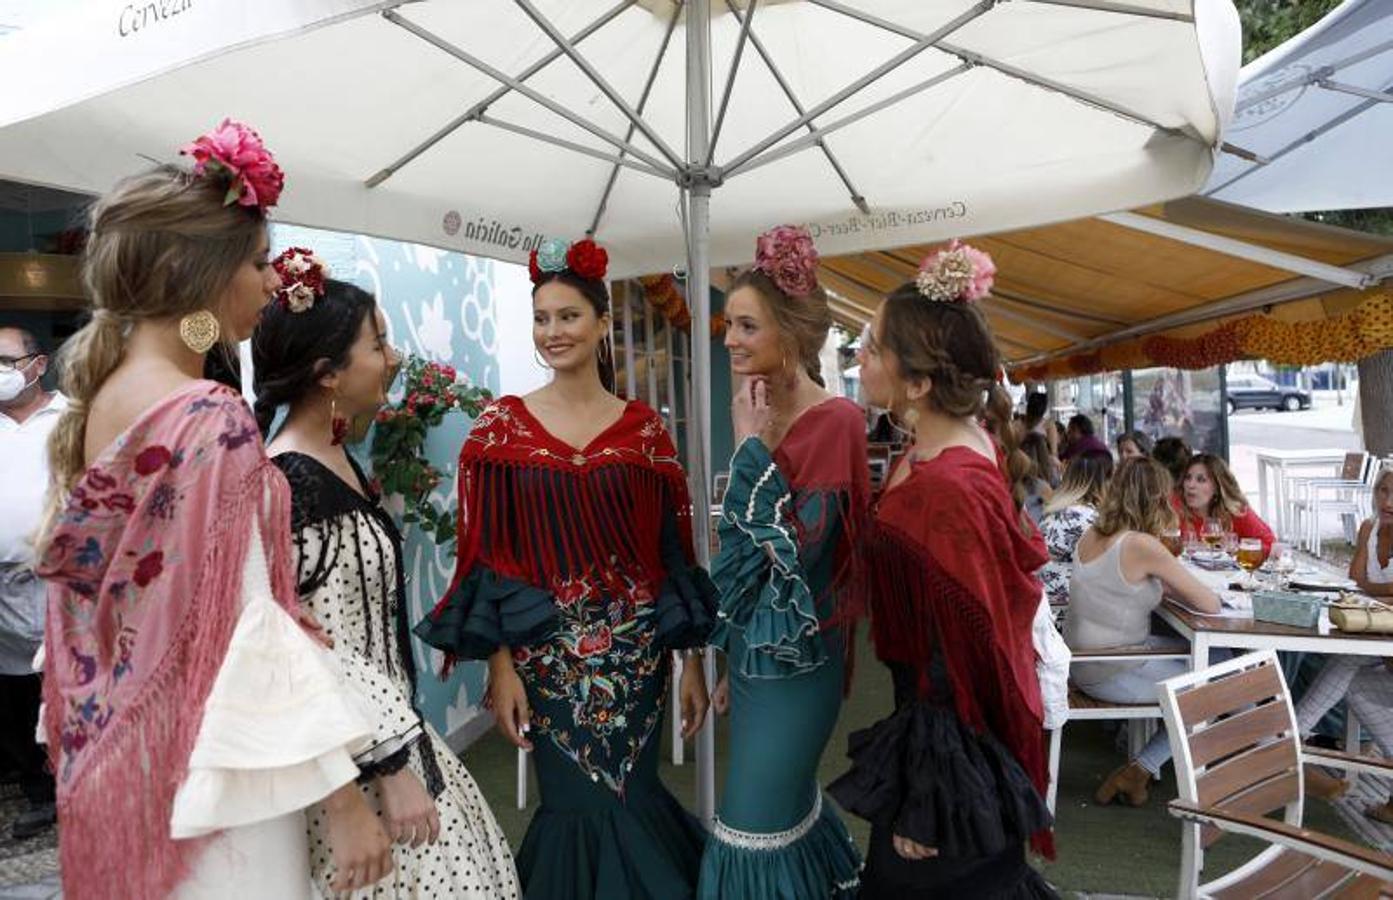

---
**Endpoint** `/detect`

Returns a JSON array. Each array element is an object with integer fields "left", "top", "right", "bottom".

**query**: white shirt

[{"left": 0, "top": 391, "right": 66, "bottom": 563}]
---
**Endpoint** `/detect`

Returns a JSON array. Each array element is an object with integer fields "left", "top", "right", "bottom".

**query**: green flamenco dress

[
  {"left": 416, "top": 396, "right": 717, "bottom": 900},
  {"left": 699, "top": 398, "right": 870, "bottom": 899}
]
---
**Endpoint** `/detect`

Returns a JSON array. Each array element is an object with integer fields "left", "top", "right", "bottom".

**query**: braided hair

[{"left": 251, "top": 278, "right": 377, "bottom": 436}]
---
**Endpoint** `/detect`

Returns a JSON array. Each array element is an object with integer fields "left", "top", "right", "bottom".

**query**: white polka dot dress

[{"left": 274, "top": 452, "right": 520, "bottom": 899}]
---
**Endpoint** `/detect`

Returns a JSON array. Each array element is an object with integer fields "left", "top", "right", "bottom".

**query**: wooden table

[
  {"left": 1156, "top": 600, "right": 1393, "bottom": 674},
  {"left": 1253, "top": 448, "right": 1347, "bottom": 539}
]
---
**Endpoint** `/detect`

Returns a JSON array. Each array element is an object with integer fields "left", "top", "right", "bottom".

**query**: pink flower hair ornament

[
  {"left": 752, "top": 224, "right": 820, "bottom": 298},
  {"left": 271, "top": 247, "right": 329, "bottom": 313},
  {"left": 915, "top": 239, "right": 995, "bottom": 304},
  {"left": 180, "top": 119, "right": 285, "bottom": 213}
]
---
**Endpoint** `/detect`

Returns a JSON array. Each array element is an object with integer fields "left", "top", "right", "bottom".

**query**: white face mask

[{"left": 0, "top": 363, "right": 35, "bottom": 403}]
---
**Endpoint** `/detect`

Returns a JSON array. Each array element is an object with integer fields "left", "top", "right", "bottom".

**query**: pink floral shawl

[{"left": 36, "top": 381, "right": 301, "bottom": 900}]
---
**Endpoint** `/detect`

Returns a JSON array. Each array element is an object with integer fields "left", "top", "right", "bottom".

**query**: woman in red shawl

[
  {"left": 828, "top": 242, "right": 1057, "bottom": 899},
  {"left": 416, "top": 237, "right": 714, "bottom": 899},
  {"left": 35, "top": 123, "right": 391, "bottom": 899}
]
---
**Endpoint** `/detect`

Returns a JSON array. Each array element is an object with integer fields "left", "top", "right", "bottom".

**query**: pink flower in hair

[
  {"left": 181, "top": 119, "right": 285, "bottom": 212},
  {"left": 753, "top": 224, "right": 820, "bottom": 298},
  {"left": 915, "top": 239, "right": 995, "bottom": 304}
]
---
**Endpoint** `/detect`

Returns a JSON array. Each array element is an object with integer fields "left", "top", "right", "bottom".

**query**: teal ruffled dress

[
  {"left": 417, "top": 397, "right": 717, "bottom": 900},
  {"left": 700, "top": 398, "right": 869, "bottom": 899}
]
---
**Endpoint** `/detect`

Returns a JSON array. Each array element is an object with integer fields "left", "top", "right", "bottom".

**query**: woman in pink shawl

[{"left": 35, "top": 122, "right": 392, "bottom": 899}]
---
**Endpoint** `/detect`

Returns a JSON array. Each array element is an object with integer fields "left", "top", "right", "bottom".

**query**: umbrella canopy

[
  {"left": 0, "top": 0, "right": 1238, "bottom": 277},
  {"left": 1205, "top": 0, "right": 1393, "bottom": 213}
]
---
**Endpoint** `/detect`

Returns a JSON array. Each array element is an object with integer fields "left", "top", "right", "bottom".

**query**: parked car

[{"left": 1226, "top": 375, "right": 1311, "bottom": 413}]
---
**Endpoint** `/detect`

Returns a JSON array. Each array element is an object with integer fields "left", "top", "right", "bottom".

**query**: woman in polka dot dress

[{"left": 253, "top": 271, "right": 520, "bottom": 898}]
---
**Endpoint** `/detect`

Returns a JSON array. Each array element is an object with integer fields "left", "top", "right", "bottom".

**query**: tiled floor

[{"left": 0, "top": 785, "right": 58, "bottom": 900}]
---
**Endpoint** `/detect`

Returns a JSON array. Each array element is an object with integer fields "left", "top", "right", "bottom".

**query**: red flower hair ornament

[
  {"left": 752, "top": 224, "right": 820, "bottom": 298},
  {"left": 271, "top": 247, "right": 329, "bottom": 312},
  {"left": 528, "top": 237, "right": 609, "bottom": 285},
  {"left": 180, "top": 119, "right": 285, "bottom": 213}
]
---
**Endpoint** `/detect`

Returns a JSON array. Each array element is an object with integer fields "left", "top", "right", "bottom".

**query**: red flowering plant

[{"left": 369, "top": 355, "right": 491, "bottom": 547}]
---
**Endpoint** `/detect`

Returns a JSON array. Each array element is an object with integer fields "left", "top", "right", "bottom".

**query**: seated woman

[
  {"left": 1115, "top": 431, "right": 1152, "bottom": 461},
  {"left": 1175, "top": 453, "right": 1275, "bottom": 561},
  {"left": 1038, "top": 453, "right": 1114, "bottom": 608},
  {"left": 1289, "top": 468, "right": 1393, "bottom": 819},
  {"left": 1020, "top": 431, "right": 1056, "bottom": 525},
  {"left": 1064, "top": 457, "right": 1221, "bottom": 806}
]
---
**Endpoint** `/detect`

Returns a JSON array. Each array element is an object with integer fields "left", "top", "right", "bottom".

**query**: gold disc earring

[{"left": 178, "top": 310, "right": 220, "bottom": 354}]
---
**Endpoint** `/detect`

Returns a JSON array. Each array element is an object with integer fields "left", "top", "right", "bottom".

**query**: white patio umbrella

[
  {"left": 1205, "top": 0, "right": 1393, "bottom": 212},
  {"left": 0, "top": 0, "right": 1239, "bottom": 818}
]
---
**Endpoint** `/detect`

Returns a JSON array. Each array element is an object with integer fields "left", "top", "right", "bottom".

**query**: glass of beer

[
  {"left": 1201, "top": 518, "right": 1225, "bottom": 551},
  {"left": 1236, "top": 538, "right": 1264, "bottom": 588},
  {"left": 1161, "top": 529, "right": 1183, "bottom": 557}
]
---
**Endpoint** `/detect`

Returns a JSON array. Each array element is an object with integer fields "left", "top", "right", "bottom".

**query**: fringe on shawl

[{"left": 44, "top": 462, "right": 298, "bottom": 900}]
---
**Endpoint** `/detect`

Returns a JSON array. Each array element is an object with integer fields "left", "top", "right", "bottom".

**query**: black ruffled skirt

[{"left": 828, "top": 689, "right": 1056, "bottom": 898}]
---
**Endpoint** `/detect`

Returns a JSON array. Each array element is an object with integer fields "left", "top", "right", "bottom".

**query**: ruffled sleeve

[
  {"left": 654, "top": 495, "right": 718, "bottom": 650},
  {"left": 828, "top": 699, "right": 1051, "bottom": 860},
  {"left": 169, "top": 522, "right": 373, "bottom": 839},
  {"left": 414, "top": 565, "right": 559, "bottom": 660},
  {"left": 709, "top": 436, "right": 826, "bottom": 678}
]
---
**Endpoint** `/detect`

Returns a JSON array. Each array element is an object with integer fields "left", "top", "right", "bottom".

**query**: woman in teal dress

[
  {"left": 416, "top": 237, "right": 716, "bottom": 899},
  {"left": 700, "top": 226, "right": 869, "bottom": 899}
]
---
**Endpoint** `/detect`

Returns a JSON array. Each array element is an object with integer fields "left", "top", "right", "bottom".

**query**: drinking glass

[
  {"left": 1161, "top": 529, "right": 1183, "bottom": 557},
  {"left": 1201, "top": 519, "right": 1225, "bottom": 551},
  {"left": 1236, "top": 538, "right": 1264, "bottom": 588},
  {"left": 1273, "top": 544, "right": 1298, "bottom": 590}
]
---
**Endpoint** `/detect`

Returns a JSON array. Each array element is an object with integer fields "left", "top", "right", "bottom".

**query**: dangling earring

[
  {"left": 901, "top": 405, "right": 921, "bottom": 433},
  {"left": 330, "top": 396, "right": 348, "bottom": 446},
  {"left": 178, "top": 310, "right": 220, "bottom": 354}
]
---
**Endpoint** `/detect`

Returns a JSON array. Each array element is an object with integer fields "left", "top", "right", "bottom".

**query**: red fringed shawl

[
  {"left": 773, "top": 397, "right": 871, "bottom": 625},
  {"left": 867, "top": 447, "right": 1054, "bottom": 858},
  {"left": 36, "top": 382, "right": 301, "bottom": 900},
  {"left": 437, "top": 396, "right": 696, "bottom": 627}
]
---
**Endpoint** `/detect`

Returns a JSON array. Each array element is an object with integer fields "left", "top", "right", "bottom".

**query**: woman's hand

[
  {"left": 732, "top": 376, "right": 773, "bottom": 445},
  {"left": 892, "top": 833, "right": 938, "bottom": 861},
  {"left": 488, "top": 646, "right": 533, "bottom": 751},
  {"left": 711, "top": 673, "right": 730, "bottom": 716},
  {"left": 323, "top": 783, "right": 394, "bottom": 893},
  {"left": 377, "top": 768, "right": 441, "bottom": 848},
  {"left": 679, "top": 653, "right": 709, "bottom": 739}
]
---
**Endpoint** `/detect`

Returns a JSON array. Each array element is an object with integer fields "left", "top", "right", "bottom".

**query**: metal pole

[{"left": 685, "top": 0, "right": 718, "bottom": 827}]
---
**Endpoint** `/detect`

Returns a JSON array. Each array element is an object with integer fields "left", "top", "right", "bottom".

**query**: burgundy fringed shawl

[
  {"left": 866, "top": 447, "right": 1054, "bottom": 858},
  {"left": 36, "top": 381, "right": 301, "bottom": 900},
  {"left": 435, "top": 396, "right": 696, "bottom": 640},
  {"left": 772, "top": 397, "right": 870, "bottom": 627}
]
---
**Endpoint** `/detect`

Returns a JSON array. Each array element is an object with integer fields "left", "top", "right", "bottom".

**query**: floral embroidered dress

[
  {"left": 828, "top": 448, "right": 1056, "bottom": 899},
  {"left": 1038, "top": 503, "right": 1098, "bottom": 610},
  {"left": 415, "top": 396, "right": 716, "bottom": 900},
  {"left": 36, "top": 381, "right": 372, "bottom": 900},
  {"left": 699, "top": 397, "right": 869, "bottom": 900},
  {"left": 273, "top": 452, "right": 520, "bottom": 898}
]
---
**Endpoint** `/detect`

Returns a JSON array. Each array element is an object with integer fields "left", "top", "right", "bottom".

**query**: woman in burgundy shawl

[
  {"left": 34, "top": 124, "right": 392, "bottom": 899},
  {"left": 828, "top": 242, "right": 1058, "bottom": 899}
]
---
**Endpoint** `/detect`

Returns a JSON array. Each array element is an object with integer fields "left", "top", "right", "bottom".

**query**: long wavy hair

[
  {"left": 1184, "top": 453, "right": 1252, "bottom": 524},
  {"left": 1094, "top": 456, "right": 1178, "bottom": 538},
  {"left": 1045, "top": 452, "right": 1114, "bottom": 514},
  {"left": 39, "top": 165, "right": 265, "bottom": 552}
]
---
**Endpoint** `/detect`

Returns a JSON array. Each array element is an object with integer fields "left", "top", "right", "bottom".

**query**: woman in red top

[{"left": 1175, "top": 453, "right": 1275, "bottom": 561}]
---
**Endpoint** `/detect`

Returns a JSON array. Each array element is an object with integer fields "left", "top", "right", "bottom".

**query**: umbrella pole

[{"left": 685, "top": 0, "right": 718, "bottom": 827}]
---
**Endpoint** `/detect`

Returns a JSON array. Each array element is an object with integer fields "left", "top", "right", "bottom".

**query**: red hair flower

[
  {"left": 180, "top": 119, "right": 284, "bottom": 212},
  {"left": 272, "top": 247, "right": 329, "bottom": 312},
  {"left": 753, "top": 225, "right": 819, "bottom": 298},
  {"left": 565, "top": 239, "right": 609, "bottom": 282}
]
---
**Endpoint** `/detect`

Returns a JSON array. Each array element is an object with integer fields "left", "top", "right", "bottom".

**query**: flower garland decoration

[
  {"left": 180, "top": 119, "right": 285, "bottom": 212},
  {"left": 915, "top": 239, "right": 996, "bottom": 303},
  {"left": 529, "top": 236, "right": 609, "bottom": 284},
  {"left": 369, "top": 356, "right": 492, "bottom": 547},
  {"left": 271, "top": 247, "right": 329, "bottom": 312},
  {"left": 752, "top": 224, "right": 820, "bottom": 297}
]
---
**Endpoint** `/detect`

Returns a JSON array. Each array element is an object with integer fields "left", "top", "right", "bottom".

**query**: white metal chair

[
  {"left": 1285, "top": 452, "right": 1371, "bottom": 553},
  {"left": 1157, "top": 650, "right": 1393, "bottom": 899},
  {"left": 1045, "top": 644, "right": 1192, "bottom": 814}
]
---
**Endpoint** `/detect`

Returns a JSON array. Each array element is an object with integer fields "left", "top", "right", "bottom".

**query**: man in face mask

[{"left": 0, "top": 324, "right": 64, "bottom": 840}]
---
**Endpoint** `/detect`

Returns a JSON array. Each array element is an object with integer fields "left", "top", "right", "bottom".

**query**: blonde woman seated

[
  {"left": 1064, "top": 457, "right": 1222, "bottom": 806},
  {"left": 1038, "top": 453, "right": 1114, "bottom": 609}
]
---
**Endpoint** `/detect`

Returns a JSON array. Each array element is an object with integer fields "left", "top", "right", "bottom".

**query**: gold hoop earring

[{"left": 178, "top": 310, "right": 220, "bottom": 354}]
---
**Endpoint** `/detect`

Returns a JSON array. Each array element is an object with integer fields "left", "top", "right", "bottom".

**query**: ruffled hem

[
  {"left": 415, "top": 565, "right": 558, "bottom": 659},
  {"left": 515, "top": 788, "right": 705, "bottom": 900},
  {"left": 828, "top": 701, "right": 1051, "bottom": 860},
  {"left": 655, "top": 564, "right": 719, "bottom": 650},
  {"left": 698, "top": 794, "right": 862, "bottom": 900}
]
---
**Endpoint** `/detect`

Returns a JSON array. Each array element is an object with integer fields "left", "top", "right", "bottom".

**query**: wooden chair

[
  {"left": 1157, "top": 650, "right": 1393, "bottom": 899},
  {"left": 1045, "top": 644, "right": 1192, "bottom": 814}
]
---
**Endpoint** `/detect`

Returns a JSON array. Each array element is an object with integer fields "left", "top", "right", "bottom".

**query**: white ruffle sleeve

[
  {"left": 170, "top": 521, "right": 374, "bottom": 840},
  {"left": 1032, "top": 589, "right": 1072, "bottom": 732}
]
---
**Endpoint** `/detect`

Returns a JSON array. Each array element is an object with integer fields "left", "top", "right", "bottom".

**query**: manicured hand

[
  {"left": 732, "top": 376, "right": 773, "bottom": 445},
  {"left": 378, "top": 769, "right": 441, "bottom": 848},
  {"left": 488, "top": 647, "right": 533, "bottom": 751},
  {"left": 679, "top": 654, "right": 709, "bottom": 739},
  {"left": 323, "top": 783, "right": 394, "bottom": 893}
]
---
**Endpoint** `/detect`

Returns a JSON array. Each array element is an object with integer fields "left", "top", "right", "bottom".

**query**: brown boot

[
  {"left": 1303, "top": 764, "right": 1348, "bottom": 800},
  {"left": 1095, "top": 761, "right": 1151, "bottom": 807}
]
